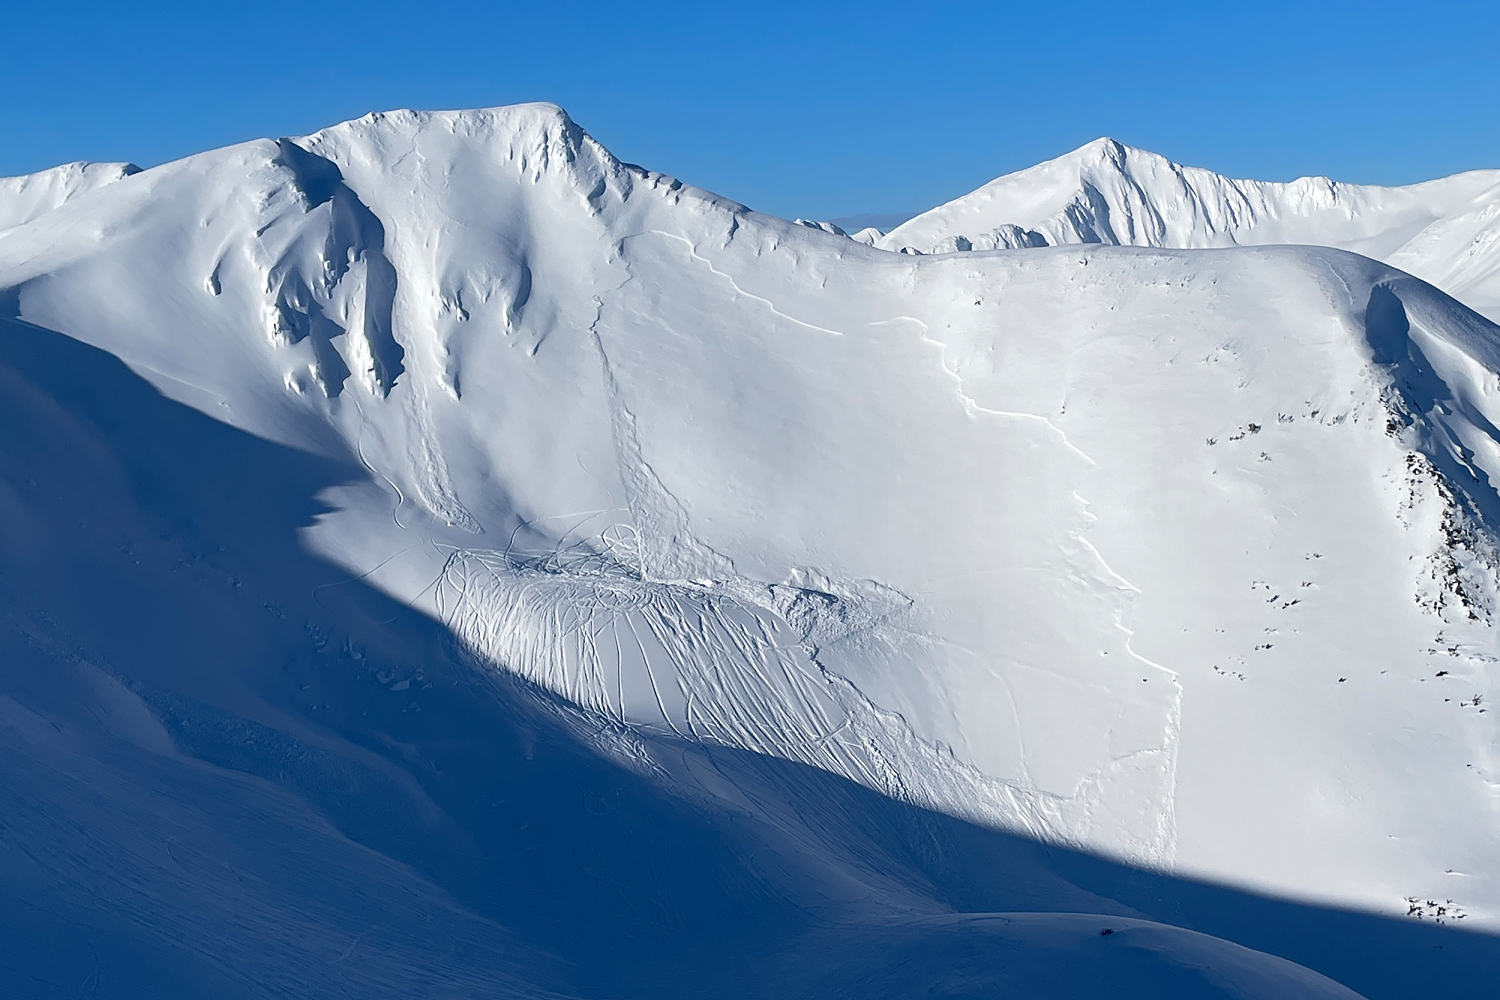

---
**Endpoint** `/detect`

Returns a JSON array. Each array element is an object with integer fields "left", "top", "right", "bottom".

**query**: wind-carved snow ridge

[
  {"left": 1322, "top": 261, "right": 1500, "bottom": 629},
  {"left": 0, "top": 160, "right": 140, "bottom": 233},
  {"left": 252, "top": 140, "right": 406, "bottom": 397}
]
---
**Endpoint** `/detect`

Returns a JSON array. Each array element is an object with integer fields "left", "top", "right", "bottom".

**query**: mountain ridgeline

[{"left": 871, "top": 137, "right": 1500, "bottom": 322}]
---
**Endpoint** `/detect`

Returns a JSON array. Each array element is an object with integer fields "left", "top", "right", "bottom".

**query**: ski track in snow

[
  {"left": 384, "top": 251, "right": 1185, "bottom": 860},
  {"left": 871, "top": 313, "right": 1100, "bottom": 465},
  {"left": 642, "top": 230, "right": 850, "bottom": 339},
  {"left": 871, "top": 311, "right": 1183, "bottom": 857}
]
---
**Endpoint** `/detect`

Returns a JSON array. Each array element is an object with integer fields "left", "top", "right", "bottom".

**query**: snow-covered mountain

[
  {"left": 878, "top": 138, "right": 1500, "bottom": 321},
  {"left": 0, "top": 159, "right": 139, "bottom": 232},
  {"left": 1, "top": 106, "right": 1498, "bottom": 997}
]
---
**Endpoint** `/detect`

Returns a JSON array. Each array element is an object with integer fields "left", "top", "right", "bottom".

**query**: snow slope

[
  {"left": 879, "top": 138, "right": 1500, "bottom": 320},
  {"left": 0, "top": 160, "right": 140, "bottom": 233},
  {"left": 1, "top": 105, "right": 1498, "bottom": 996}
]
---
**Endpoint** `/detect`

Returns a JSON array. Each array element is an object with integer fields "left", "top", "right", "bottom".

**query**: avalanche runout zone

[
  {"left": 425, "top": 236, "right": 1183, "bottom": 864},
  {"left": 431, "top": 532, "right": 1157, "bottom": 854},
  {"left": 897, "top": 302, "right": 1183, "bottom": 857}
]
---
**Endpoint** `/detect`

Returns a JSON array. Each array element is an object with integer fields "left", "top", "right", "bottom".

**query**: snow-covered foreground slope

[
  {"left": 1, "top": 105, "right": 1498, "bottom": 996},
  {"left": 879, "top": 138, "right": 1500, "bottom": 321}
]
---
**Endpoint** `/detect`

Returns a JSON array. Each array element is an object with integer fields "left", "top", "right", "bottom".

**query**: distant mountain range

[{"left": 853, "top": 138, "right": 1500, "bottom": 321}]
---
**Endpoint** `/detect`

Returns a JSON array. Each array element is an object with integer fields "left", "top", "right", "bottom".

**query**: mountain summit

[{"left": 878, "top": 139, "right": 1500, "bottom": 320}]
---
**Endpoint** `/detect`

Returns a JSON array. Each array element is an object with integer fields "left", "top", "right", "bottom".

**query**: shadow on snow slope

[{"left": 0, "top": 317, "right": 1494, "bottom": 998}]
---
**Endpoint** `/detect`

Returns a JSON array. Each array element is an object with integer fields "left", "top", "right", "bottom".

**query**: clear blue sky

[{"left": 5, "top": 0, "right": 1498, "bottom": 221}]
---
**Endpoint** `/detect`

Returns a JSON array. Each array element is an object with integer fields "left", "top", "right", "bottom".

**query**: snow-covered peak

[
  {"left": 878, "top": 139, "right": 1500, "bottom": 320},
  {"left": 0, "top": 159, "right": 140, "bottom": 232},
  {"left": 314, "top": 100, "right": 578, "bottom": 135},
  {"left": 1047, "top": 136, "right": 1174, "bottom": 178},
  {"left": 794, "top": 218, "right": 849, "bottom": 237},
  {"left": 297, "top": 102, "right": 608, "bottom": 181}
]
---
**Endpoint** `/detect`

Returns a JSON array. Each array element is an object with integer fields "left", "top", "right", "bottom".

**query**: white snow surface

[
  {"left": 880, "top": 138, "right": 1500, "bottom": 321},
  {"left": 1, "top": 105, "right": 1498, "bottom": 997},
  {"left": 0, "top": 159, "right": 140, "bottom": 232}
]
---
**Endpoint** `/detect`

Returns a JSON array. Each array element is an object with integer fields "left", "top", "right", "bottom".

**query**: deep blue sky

[{"left": 5, "top": 0, "right": 1497, "bottom": 221}]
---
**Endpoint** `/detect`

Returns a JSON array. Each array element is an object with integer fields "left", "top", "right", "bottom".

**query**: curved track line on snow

[{"left": 638, "top": 230, "right": 849, "bottom": 338}]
